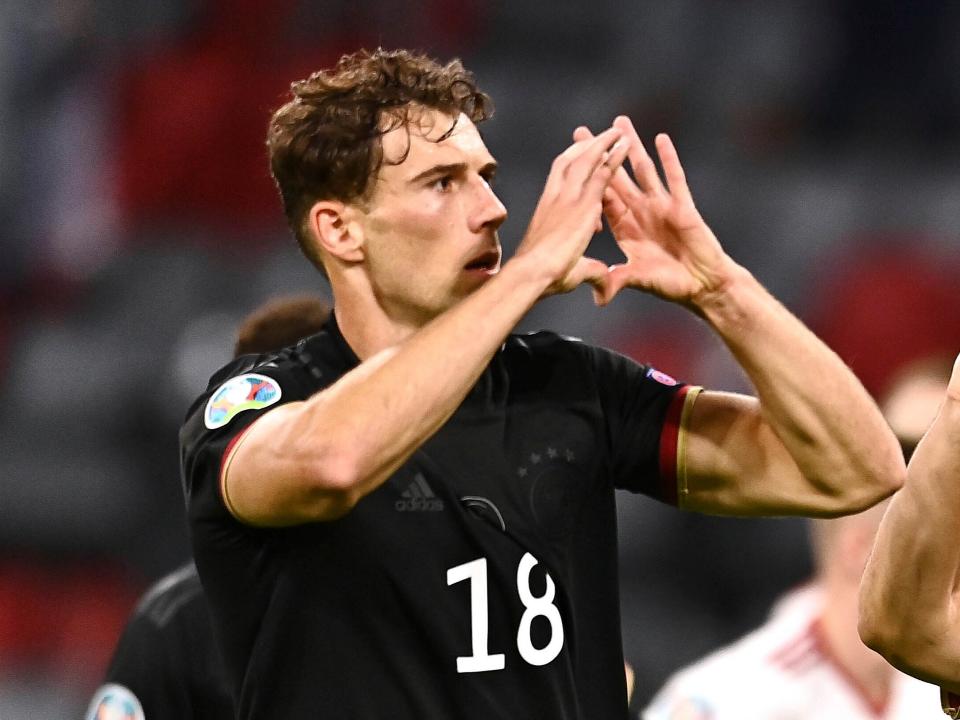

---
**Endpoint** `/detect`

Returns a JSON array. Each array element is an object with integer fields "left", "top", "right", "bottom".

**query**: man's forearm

[
  {"left": 230, "top": 255, "right": 554, "bottom": 525},
  {"left": 307, "top": 257, "right": 550, "bottom": 495},
  {"left": 695, "top": 263, "right": 903, "bottom": 506},
  {"left": 859, "top": 396, "right": 960, "bottom": 686}
]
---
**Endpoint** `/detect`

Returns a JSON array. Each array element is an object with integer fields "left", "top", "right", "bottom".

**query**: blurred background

[{"left": 3, "top": 0, "right": 960, "bottom": 715}]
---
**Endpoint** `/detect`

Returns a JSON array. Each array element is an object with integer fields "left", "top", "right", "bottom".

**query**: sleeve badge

[
  {"left": 646, "top": 367, "right": 679, "bottom": 386},
  {"left": 204, "top": 373, "right": 282, "bottom": 430},
  {"left": 85, "top": 683, "right": 145, "bottom": 720}
]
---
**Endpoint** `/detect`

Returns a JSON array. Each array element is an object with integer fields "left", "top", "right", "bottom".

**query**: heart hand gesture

[{"left": 576, "top": 116, "right": 736, "bottom": 309}]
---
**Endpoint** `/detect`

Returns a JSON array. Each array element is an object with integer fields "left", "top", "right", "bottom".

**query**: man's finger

[
  {"left": 596, "top": 138, "right": 630, "bottom": 183},
  {"left": 574, "top": 123, "right": 645, "bottom": 207},
  {"left": 655, "top": 133, "right": 695, "bottom": 206},
  {"left": 565, "top": 127, "right": 624, "bottom": 186},
  {"left": 579, "top": 139, "right": 630, "bottom": 203},
  {"left": 559, "top": 126, "right": 621, "bottom": 165},
  {"left": 613, "top": 116, "right": 664, "bottom": 195},
  {"left": 573, "top": 126, "right": 592, "bottom": 144},
  {"left": 602, "top": 186, "right": 629, "bottom": 224},
  {"left": 544, "top": 126, "right": 620, "bottom": 196}
]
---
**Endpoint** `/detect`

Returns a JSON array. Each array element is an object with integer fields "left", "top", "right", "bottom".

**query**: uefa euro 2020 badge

[
  {"left": 85, "top": 683, "right": 145, "bottom": 720},
  {"left": 204, "top": 373, "right": 282, "bottom": 430}
]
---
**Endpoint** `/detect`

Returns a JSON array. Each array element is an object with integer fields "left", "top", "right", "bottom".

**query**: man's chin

[{"left": 440, "top": 272, "right": 494, "bottom": 309}]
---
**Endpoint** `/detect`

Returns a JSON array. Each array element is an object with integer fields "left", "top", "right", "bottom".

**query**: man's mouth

[{"left": 463, "top": 249, "right": 501, "bottom": 272}]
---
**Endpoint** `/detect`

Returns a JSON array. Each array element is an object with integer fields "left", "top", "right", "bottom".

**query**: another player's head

[
  {"left": 809, "top": 357, "right": 951, "bottom": 585},
  {"left": 233, "top": 295, "right": 331, "bottom": 357},
  {"left": 267, "top": 49, "right": 506, "bottom": 325},
  {"left": 879, "top": 356, "right": 954, "bottom": 463}
]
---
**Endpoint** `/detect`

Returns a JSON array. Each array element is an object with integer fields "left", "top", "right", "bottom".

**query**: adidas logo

[{"left": 395, "top": 473, "right": 444, "bottom": 512}]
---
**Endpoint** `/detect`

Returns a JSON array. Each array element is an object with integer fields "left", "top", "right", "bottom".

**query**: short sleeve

[
  {"left": 585, "top": 345, "right": 697, "bottom": 502},
  {"left": 179, "top": 356, "right": 316, "bottom": 525}
]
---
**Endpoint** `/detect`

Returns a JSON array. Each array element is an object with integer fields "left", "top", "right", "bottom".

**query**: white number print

[
  {"left": 446, "top": 552, "right": 564, "bottom": 673},
  {"left": 515, "top": 553, "right": 564, "bottom": 666},
  {"left": 446, "top": 558, "right": 506, "bottom": 673}
]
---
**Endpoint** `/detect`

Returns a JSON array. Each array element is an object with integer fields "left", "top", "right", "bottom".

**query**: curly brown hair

[{"left": 267, "top": 48, "right": 494, "bottom": 272}]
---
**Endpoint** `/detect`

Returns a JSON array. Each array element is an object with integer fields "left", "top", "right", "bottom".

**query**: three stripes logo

[{"left": 395, "top": 473, "right": 444, "bottom": 512}]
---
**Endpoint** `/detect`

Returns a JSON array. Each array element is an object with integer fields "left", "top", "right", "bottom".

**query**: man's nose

[{"left": 469, "top": 179, "right": 508, "bottom": 233}]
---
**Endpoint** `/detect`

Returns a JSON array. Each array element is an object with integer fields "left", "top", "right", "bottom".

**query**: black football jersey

[
  {"left": 86, "top": 563, "right": 233, "bottom": 720},
  {"left": 180, "top": 313, "right": 691, "bottom": 719}
]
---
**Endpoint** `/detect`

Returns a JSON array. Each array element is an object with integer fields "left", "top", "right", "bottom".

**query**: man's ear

[{"left": 306, "top": 200, "right": 365, "bottom": 264}]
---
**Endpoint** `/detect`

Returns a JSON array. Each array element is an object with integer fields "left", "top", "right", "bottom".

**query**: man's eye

[
  {"left": 481, "top": 172, "right": 497, "bottom": 187},
  {"left": 432, "top": 176, "right": 453, "bottom": 192}
]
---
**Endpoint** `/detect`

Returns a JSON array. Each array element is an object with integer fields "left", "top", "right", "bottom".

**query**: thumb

[
  {"left": 542, "top": 256, "right": 610, "bottom": 299},
  {"left": 597, "top": 263, "right": 633, "bottom": 306},
  {"left": 568, "top": 255, "right": 609, "bottom": 288},
  {"left": 566, "top": 256, "right": 610, "bottom": 303}
]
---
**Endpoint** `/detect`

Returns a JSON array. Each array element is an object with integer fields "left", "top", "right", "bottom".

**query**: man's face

[{"left": 354, "top": 109, "right": 507, "bottom": 325}]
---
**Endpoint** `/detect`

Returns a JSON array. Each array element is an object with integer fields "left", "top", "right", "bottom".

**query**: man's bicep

[
  {"left": 221, "top": 401, "right": 320, "bottom": 526},
  {"left": 680, "top": 391, "right": 837, "bottom": 516}
]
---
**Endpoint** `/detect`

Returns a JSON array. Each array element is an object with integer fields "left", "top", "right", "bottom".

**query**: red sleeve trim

[
  {"left": 218, "top": 422, "right": 257, "bottom": 519},
  {"left": 657, "top": 385, "right": 691, "bottom": 506}
]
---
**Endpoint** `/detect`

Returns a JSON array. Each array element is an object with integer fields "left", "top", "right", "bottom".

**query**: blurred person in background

[
  {"left": 179, "top": 48, "right": 902, "bottom": 718},
  {"left": 85, "top": 295, "right": 330, "bottom": 720},
  {"left": 860, "top": 354, "right": 960, "bottom": 718},
  {"left": 643, "top": 359, "right": 950, "bottom": 719}
]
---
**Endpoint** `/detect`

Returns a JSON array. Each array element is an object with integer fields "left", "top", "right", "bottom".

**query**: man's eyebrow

[
  {"left": 407, "top": 160, "right": 498, "bottom": 184},
  {"left": 408, "top": 162, "right": 468, "bottom": 184}
]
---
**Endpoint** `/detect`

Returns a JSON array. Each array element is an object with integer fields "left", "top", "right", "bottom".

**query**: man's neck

[{"left": 332, "top": 284, "right": 427, "bottom": 361}]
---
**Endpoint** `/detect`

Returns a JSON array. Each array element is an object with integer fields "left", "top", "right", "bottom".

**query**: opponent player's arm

[
  {"left": 224, "top": 129, "right": 630, "bottom": 526},
  {"left": 858, "top": 355, "right": 960, "bottom": 690},
  {"left": 575, "top": 117, "right": 903, "bottom": 516}
]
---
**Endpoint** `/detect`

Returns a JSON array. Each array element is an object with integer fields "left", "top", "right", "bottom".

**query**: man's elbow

[
  {"left": 868, "top": 443, "right": 908, "bottom": 496},
  {"left": 860, "top": 613, "right": 957, "bottom": 686},
  {"left": 858, "top": 608, "right": 901, "bottom": 662},
  {"left": 821, "top": 461, "right": 905, "bottom": 516},
  {"left": 859, "top": 612, "right": 921, "bottom": 675},
  {"left": 860, "top": 448, "right": 907, "bottom": 501},
  {"left": 881, "top": 458, "right": 907, "bottom": 495}
]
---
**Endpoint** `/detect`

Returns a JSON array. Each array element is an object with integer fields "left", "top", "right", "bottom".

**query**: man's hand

[
  {"left": 568, "top": 117, "right": 902, "bottom": 521},
  {"left": 573, "top": 116, "right": 735, "bottom": 308},
  {"left": 512, "top": 126, "right": 629, "bottom": 302}
]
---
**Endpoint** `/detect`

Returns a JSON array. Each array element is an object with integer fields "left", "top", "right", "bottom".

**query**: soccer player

[
  {"left": 644, "top": 362, "right": 950, "bottom": 719},
  {"left": 180, "top": 49, "right": 903, "bottom": 718},
  {"left": 86, "top": 296, "right": 330, "bottom": 720},
  {"left": 860, "top": 354, "right": 960, "bottom": 718}
]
